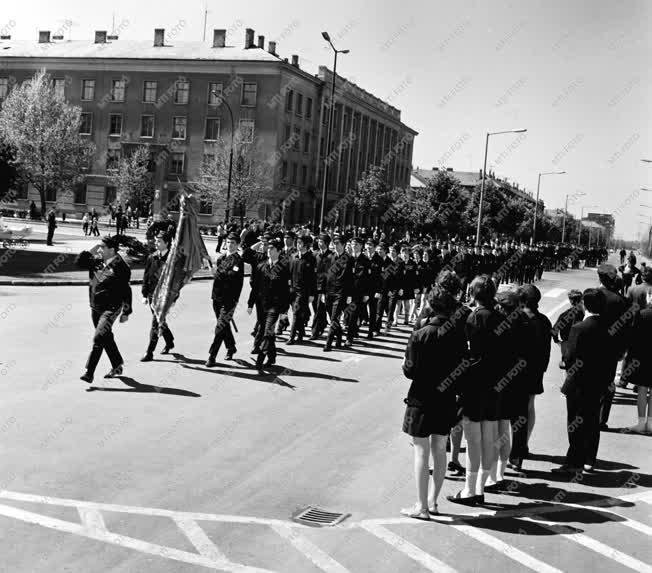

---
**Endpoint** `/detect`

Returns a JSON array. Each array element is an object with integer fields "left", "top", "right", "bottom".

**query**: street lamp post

[
  {"left": 319, "top": 32, "right": 349, "bottom": 232},
  {"left": 531, "top": 171, "right": 565, "bottom": 245},
  {"left": 577, "top": 204, "right": 597, "bottom": 246},
  {"left": 211, "top": 90, "right": 235, "bottom": 223},
  {"left": 561, "top": 191, "right": 584, "bottom": 243},
  {"left": 475, "top": 128, "right": 527, "bottom": 246}
]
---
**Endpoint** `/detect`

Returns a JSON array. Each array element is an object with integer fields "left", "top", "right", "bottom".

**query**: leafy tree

[
  {"left": 425, "top": 171, "right": 469, "bottom": 237},
  {"left": 351, "top": 165, "right": 390, "bottom": 218},
  {"left": 109, "top": 145, "right": 154, "bottom": 212},
  {"left": 0, "top": 70, "right": 95, "bottom": 217},
  {"left": 0, "top": 140, "right": 18, "bottom": 201}
]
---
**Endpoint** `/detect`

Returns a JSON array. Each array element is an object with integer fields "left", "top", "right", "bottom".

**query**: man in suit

[
  {"left": 80, "top": 235, "right": 132, "bottom": 384},
  {"left": 287, "top": 234, "right": 316, "bottom": 345},
  {"left": 552, "top": 288, "right": 611, "bottom": 474},
  {"left": 46, "top": 207, "right": 57, "bottom": 246},
  {"left": 552, "top": 289, "right": 585, "bottom": 368}
]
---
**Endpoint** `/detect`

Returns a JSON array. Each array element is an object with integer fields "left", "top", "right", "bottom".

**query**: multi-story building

[
  {"left": 411, "top": 166, "right": 535, "bottom": 206},
  {"left": 0, "top": 27, "right": 416, "bottom": 225}
]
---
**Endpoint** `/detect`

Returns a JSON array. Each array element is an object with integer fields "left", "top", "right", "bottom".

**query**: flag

[{"left": 151, "top": 185, "right": 210, "bottom": 328}]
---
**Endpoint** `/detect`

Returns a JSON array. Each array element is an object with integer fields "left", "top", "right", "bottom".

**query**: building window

[
  {"left": 53, "top": 78, "right": 66, "bottom": 99},
  {"left": 45, "top": 187, "right": 57, "bottom": 202},
  {"left": 73, "top": 182, "right": 87, "bottom": 204},
  {"left": 303, "top": 131, "right": 310, "bottom": 154},
  {"left": 296, "top": 93, "right": 303, "bottom": 117},
  {"left": 293, "top": 127, "right": 301, "bottom": 151},
  {"left": 199, "top": 199, "right": 213, "bottom": 214},
  {"left": 174, "top": 79, "right": 190, "bottom": 104},
  {"left": 320, "top": 136, "right": 325, "bottom": 156},
  {"left": 111, "top": 79, "right": 126, "bottom": 101},
  {"left": 281, "top": 161, "right": 288, "bottom": 182},
  {"left": 172, "top": 117, "right": 187, "bottom": 140},
  {"left": 208, "top": 82, "right": 223, "bottom": 105},
  {"left": 79, "top": 113, "right": 93, "bottom": 135},
  {"left": 106, "top": 149, "right": 121, "bottom": 171},
  {"left": 141, "top": 115, "right": 155, "bottom": 138},
  {"left": 301, "top": 165, "right": 307, "bottom": 186},
  {"left": 109, "top": 114, "right": 123, "bottom": 136},
  {"left": 104, "top": 185, "right": 117, "bottom": 205},
  {"left": 15, "top": 182, "right": 28, "bottom": 199},
  {"left": 306, "top": 97, "right": 313, "bottom": 119},
  {"left": 81, "top": 79, "right": 95, "bottom": 101},
  {"left": 284, "top": 124, "right": 291, "bottom": 144},
  {"left": 143, "top": 80, "right": 157, "bottom": 103},
  {"left": 170, "top": 152, "right": 185, "bottom": 176},
  {"left": 322, "top": 105, "right": 328, "bottom": 126},
  {"left": 0, "top": 78, "right": 8, "bottom": 100},
  {"left": 205, "top": 117, "right": 220, "bottom": 141},
  {"left": 241, "top": 83, "right": 257, "bottom": 107},
  {"left": 239, "top": 119, "right": 254, "bottom": 142},
  {"left": 286, "top": 90, "right": 294, "bottom": 112},
  {"left": 291, "top": 162, "right": 298, "bottom": 185}
]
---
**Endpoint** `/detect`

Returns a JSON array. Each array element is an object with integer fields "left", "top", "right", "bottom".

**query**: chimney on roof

[
  {"left": 257, "top": 35, "right": 265, "bottom": 49},
  {"left": 446, "top": 167, "right": 453, "bottom": 172},
  {"left": 38, "top": 30, "right": 50, "bottom": 43},
  {"left": 0, "top": 35, "right": 10, "bottom": 40},
  {"left": 95, "top": 31, "right": 107, "bottom": 44},
  {"left": 245, "top": 28, "right": 254, "bottom": 48},
  {"left": 432, "top": 167, "right": 439, "bottom": 171},
  {"left": 268, "top": 40, "right": 277, "bottom": 55},
  {"left": 154, "top": 28, "right": 165, "bottom": 47},
  {"left": 291, "top": 54, "right": 299, "bottom": 67},
  {"left": 212, "top": 29, "right": 226, "bottom": 48}
]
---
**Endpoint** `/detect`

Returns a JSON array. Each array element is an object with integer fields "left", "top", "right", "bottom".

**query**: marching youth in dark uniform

[
  {"left": 206, "top": 232, "right": 244, "bottom": 367},
  {"left": 78, "top": 236, "right": 132, "bottom": 383},
  {"left": 310, "top": 234, "right": 333, "bottom": 340},
  {"left": 140, "top": 230, "right": 182, "bottom": 361},
  {"left": 323, "top": 235, "right": 353, "bottom": 352},
  {"left": 344, "top": 237, "right": 371, "bottom": 345},
  {"left": 287, "top": 235, "right": 317, "bottom": 344},
  {"left": 242, "top": 233, "right": 271, "bottom": 344},
  {"left": 365, "top": 239, "right": 383, "bottom": 338},
  {"left": 249, "top": 238, "right": 291, "bottom": 373}
]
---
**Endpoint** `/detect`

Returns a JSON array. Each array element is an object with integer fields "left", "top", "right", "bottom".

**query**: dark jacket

[
  {"left": 252, "top": 259, "right": 291, "bottom": 310},
  {"left": 552, "top": 305, "right": 585, "bottom": 343},
  {"left": 314, "top": 249, "right": 333, "bottom": 294},
  {"left": 599, "top": 285, "right": 629, "bottom": 358},
  {"left": 142, "top": 250, "right": 168, "bottom": 300},
  {"left": 350, "top": 253, "right": 371, "bottom": 297},
  {"left": 290, "top": 249, "right": 317, "bottom": 296},
  {"left": 90, "top": 255, "right": 132, "bottom": 315},
  {"left": 212, "top": 252, "right": 244, "bottom": 304},
  {"left": 562, "top": 316, "right": 613, "bottom": 397},
  {"left": 324, "top": 251, "right": 353, "bottom": 297},
  {"left": 403, "top": 312, "right": 469, "bottom": 408}
]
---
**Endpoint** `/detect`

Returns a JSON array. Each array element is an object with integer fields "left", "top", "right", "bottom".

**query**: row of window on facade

[
  {"left": 78, "top": 112, "right": 254, "bottom": 143},
  {"left": 284, "top": 89, "right": 314, "bottom": 120}
]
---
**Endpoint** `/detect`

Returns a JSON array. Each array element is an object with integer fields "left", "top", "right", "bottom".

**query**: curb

[{"left": 0, "top": 275, "right": 218, "bottom": 287}]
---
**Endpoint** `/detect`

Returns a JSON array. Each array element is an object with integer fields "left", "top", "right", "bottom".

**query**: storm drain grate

[{"left": 292, "top": 506, "right": 351, "bottom": 527}]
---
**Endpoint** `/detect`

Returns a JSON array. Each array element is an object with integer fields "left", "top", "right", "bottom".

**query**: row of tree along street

[{"left": 1, "top": 70, "right": 596, "bottom": 244}]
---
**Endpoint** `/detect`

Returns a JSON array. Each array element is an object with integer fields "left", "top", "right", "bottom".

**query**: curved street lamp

[
  {"left": 561, "top": 190, "right": 583, "bottom": 243},
  {"left": 531, "top": 171, "right": 565, "bottom": 244},
  {"left": 211, "top": 89, "right": 235, "bottom": 223}
]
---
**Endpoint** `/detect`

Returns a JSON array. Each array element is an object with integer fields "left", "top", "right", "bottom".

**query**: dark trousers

[
  {"left": 325, "top": 295, "right": 347, "bottom": 347},
  {"left": 251, "top": 300, "right": 264, "bottom": 342},
  {"left": 599, "top": 361, "right": 619, "bottom": 425},
  {"left": 345, "top": 297, "right": 365, "bottom": 342},
  {"left": 46, "top": 226, "right": 55, "bottom": 245},
  {"left": 85, "top": 309, "right": 123, "bottom": 375},
  {"left": 311, "top": 297, "right": 329, "bottom": 337},
  {"left": 147, "top": 308, "right": 174, "bottom": 354},
  {"left": 209, "top": 300, "right": 236, "bottom": 358},
  {"left": 254, "top": 307, "right": 280, "bottom": 363},
  {"left": 386, "top": 293, "right": 399, "bottom": 326},
  {"left": 289, "top": 292, "right": 309, "bottom": 340},
  {"left": 375, "top": 292, "right": 390, "bottom": 331},
  {"left": 367, "top": 295, "right": 378, "bottom": 335},
  {"left": 565, "top": 392, "right": 601, "bottom": 468},
  {"left": 509, "top": 394, "right": 530, "bottom": 461}
]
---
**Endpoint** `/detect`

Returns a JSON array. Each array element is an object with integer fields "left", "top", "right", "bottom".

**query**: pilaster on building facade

[{"left": 0, "top": 26, "right": 416, "bottom": 225}]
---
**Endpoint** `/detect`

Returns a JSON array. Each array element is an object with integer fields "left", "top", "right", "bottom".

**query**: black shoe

[
  {"left": 205, "top": 357, "right": 217, "bottom": 368},
  {"left": 323, "top": 345, "right": 332, "bottom": 352},
  {"left": 161, "top": 343, "right": 175, "bottom": 354},
  {"left": 250, "top": 347, "right": 260, "bottom": 354},
  {"left": 265, "top": 357, "right": 276, "bottom": 367},
  {"left": 225, "top": 349, "right": 236, "bottom": 360},
  {"left": 80, "top": 372, "right": 94, "bottom": 384},
  {"left": 343, "top": 340, "right": 352, "bottom": 348},
  {"left": 447, "top": 461, "right": 466, "bottom": 475},
  {"left": 446, "top": 491, "right": 483, "bottom": 506},
  {"left": 366, "top": 333, "right": 374, "bottom": 340},
  {"left": 104, "top": 364, "right": 123, "bottom": 378},
  {"left": 309, "top": 334, "right": 319, "bottom": 341},
  {"left": 551, "top": 465, "right": 583, "bottom": 475},
  {"left": 255, "top": 353, "right": 265, "bottom": 372},
  {"left": 599, "top": 422, "right": 608, "bottom": 430},
  {"left": 140, "top": 353, "right": 154, "bottom": 362},
  {"left": 286, "top": 338, "right": 296, "bottom": 346}
]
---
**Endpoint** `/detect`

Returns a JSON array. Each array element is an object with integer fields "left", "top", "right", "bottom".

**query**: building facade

[{"left": 0, "top": 27, "right": 416, "bottom": 225}]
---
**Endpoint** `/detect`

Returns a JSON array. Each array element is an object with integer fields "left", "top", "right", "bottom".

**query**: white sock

[
  {"left": 463, "top": 471, "right": 478, "bottom": 497},
  {"left": 486, "top": 461, "right": 498, "bottom": 485},
  {"left": 497, "top": 459, "right": 507, "bottom": 481},
  {"left": 477, "top": 469, "right": 491, "bottom": 495},
  {"left": 646, "top": 417, "right": 652, "bottom": 427}
]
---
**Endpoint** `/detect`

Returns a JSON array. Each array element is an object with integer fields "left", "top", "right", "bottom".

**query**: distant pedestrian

[
  {"left": 82, "top": 213, "right": 90, "bottom": 236},
  {"left": 46, "top": 207, "right": 57, "bottom": 245},
  {"left": 90, "top": 216, "right": 100, "bottom": 237}
]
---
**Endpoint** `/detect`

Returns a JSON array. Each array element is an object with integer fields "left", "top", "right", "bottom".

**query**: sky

[{"left": 3, "top": 0, "right": 650, "bottom": 239}]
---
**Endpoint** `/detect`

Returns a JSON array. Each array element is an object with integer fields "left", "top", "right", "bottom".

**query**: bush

[{"left": 210, "top": 226, "right": 217, "bottom": 236}]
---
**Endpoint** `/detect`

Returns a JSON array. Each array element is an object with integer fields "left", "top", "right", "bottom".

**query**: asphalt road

[{"left": 0, "top": 259, "right": 650, "bottom": 573}]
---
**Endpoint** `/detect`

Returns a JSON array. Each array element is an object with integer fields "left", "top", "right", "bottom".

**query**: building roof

[
  {"left": 410, "top": 173, "right": 426, "bottom": 188},
  {"left": 0, "top": 39, "right": 282, "bottom": 63}
]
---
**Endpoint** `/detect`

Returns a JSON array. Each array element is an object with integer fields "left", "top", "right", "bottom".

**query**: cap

[
  {"left": 226, "top": 231, "right": 240, "bottom": 242},
  {"left": 378, "top": 241, "right": 389, "bottom": 250},
  {"left": 318, "top": 233, "right": 331, "bottom": 244},
  {"left": 332, "top": 234, "right": 344, "bottom": 244},
  {"left": 284, "top": 230, "right": 296, "bottom": 239},
  {"left": 297, "top": 234, "right": 313, "bottom": 246},
  {"left": 268, "top": 238, "right": 283, "bottom": 251},
  {"left": 260, "top": 232, "right": 273, "bottom": 242},
  {"left": 352, "top": 236, "right": 365, "bottom": 246},
  {"left": 365, "top": 238, "right": 377, "bottom": 246},
  {"left": 597, "top": 263, "right": 617, "bottom": 280},
  {"left": 101, "top": 235, "right": 119, "bottom": 250}
]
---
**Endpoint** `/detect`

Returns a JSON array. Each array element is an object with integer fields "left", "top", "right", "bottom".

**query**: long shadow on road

[{"left": 86, "top": 376, "right": 201, "bottom": 397}]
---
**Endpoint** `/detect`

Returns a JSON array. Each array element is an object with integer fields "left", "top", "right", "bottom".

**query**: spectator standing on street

[
  {"left": 401, "top": 286, "right": 469, "bottom": 520},
  {"left": 82, "top": 213, "right": 90, "bottom": 236},
  {"left": 552, "top": 289, "right": 585, "bottom": 369},
  {"left": 90, "top": 215, "right": 100, "bottom": 237},
  {"left": 78, "top": 235, "right": 132, "bottom": 384},
  {"left": 46, "top": 207, "right": 57, "bottom": 246}
]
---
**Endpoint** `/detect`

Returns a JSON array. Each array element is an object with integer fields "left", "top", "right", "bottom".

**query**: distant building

[
  {"left": 0, "top": 27, "right": 416, "bottom": 225},
  {"left": 411, "top": 166, "right": 535, "bottom": 205},
  {"left": 585, "top": 212, "right": 614, "bottom": 244}
]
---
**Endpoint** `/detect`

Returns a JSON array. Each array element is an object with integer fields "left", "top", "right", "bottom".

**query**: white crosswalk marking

[
  {"left": 271, "top": 524, "right": 351, "bottom": 573},
  {"left": 78, "top": 507, "right": 107, "bottom": 534},
  {"left": 450, "top": 523, "right": 564, "bottom": 573},
  {"left": 543, "top": 288, "right": 566, "bottom": 298},
  {"left": 360, "top": 523, "right": 459, "bottom": 573},
  {"left": 174, "top": 517, "right": 229, "bottom": 563}
]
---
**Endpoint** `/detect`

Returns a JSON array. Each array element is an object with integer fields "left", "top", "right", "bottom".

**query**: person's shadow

[{"left": 86, "top": 376, "right": 201, "bottom": 397}]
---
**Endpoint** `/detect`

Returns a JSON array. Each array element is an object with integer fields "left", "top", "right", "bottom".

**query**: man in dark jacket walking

[
  {"left": 287, "top": 235, "right": 317, "bottom": 344},
  {"left": 323, "top": 235, "right": 353, "bottom": 352},
  {"left": 46, "top": 207, "right": 57, "bottom": 245},
  {"left": 206, "top": 232, "right": 244, "bottom": 366},
  {"left": 80, "top": 236, "right": 132, "bottom": 383}
]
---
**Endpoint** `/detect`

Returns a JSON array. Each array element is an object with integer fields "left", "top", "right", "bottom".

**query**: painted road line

[
  {"left": 519, "top": 517, "right": 652, "bottom": 573},
  {"left": 271, "top": 524, "right": 351, "bottom": 573},
  {"left": 360, "top": 522, "right": 459, "bottom": 573},
  {"left": 174, "top": 517, "right": 230, "bottom": 563},
  {"left": 450, "top": 522, "right": 564, "bottom": 573},
  {"left": 0, "top": 502, "right": 276, "bottom": 573},
  {"left": 543, "top": 288, "right": 566, "bottom": 298},
  {"left": 619, "top": 490, "right": 652, "bottom": 503},
  {"left": 78, "top": 507, "right": 107, "bottom": 534},
  {"left": 555, "top": 501, "right": 652, "bottom": 537},
  {"left": 545, "top": 299, "right": 569, "bottom": 320}
]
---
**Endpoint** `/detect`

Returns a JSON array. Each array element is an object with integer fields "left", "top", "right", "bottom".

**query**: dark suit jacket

[{"left": 562, "top": 316, "right": 612, "bottom": 397}]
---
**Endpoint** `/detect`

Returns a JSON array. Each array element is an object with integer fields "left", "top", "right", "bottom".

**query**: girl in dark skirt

[
  {"left": 448, "top": 275, "right": 503, "bottom": 505},
  {"left": 624, "top": 293, "right": 652, "bottom": 433},
  {"left": 401, "top": 286, "right": 469, "bottom": 520}
]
